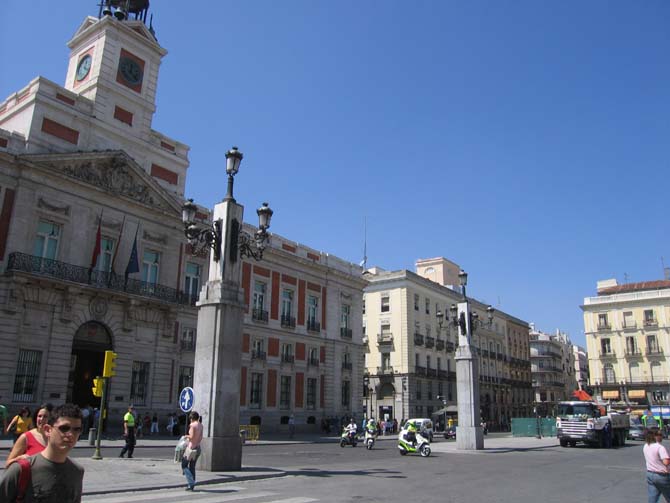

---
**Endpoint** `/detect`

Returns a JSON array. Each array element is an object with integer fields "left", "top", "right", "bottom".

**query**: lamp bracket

[
  {"left": 232, "top": 218, "right": 269, "bottom": 262},
  {"left": 185, "top": 220, "right": 222, "bottom": 262}
]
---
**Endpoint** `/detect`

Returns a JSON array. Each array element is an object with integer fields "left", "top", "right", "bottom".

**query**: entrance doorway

[{"left": 67, "top": 321, "right": 113, "bottom": 407}]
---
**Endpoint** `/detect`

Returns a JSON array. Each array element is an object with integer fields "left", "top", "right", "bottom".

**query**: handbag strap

[{"left": 16, "top": 458, "right": 32, "bottom": 503}]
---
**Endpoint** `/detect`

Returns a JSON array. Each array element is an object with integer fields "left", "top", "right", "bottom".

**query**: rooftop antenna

[
  {"left": 623, "top": 272, "right": 629, "bottom": 283},
  {"left": 359, "top": 217, "right": 367, "bottom": 269},
  {"left": 663, "top": 257, "right": 670, "bottom": 280}
]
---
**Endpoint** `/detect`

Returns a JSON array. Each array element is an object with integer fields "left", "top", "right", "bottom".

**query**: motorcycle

[
  {"left": 398, "top": 426, "right": 431, "bottom": 457},
  {"left": 443, "top": 426, "right": 456, "bottom": 440},
  {"left": 340, "top": 429, "right": 358, "bottom": 447},
  {"left": 364, "top": 428, "right": 377, "bottom": 450}
]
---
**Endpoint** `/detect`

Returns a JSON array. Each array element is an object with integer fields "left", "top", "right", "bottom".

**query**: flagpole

[
  {"left": 89, "top": 209, "right": 103, "bottom": 283},
  {"left": 108, "top": 215, "right": 126, "bottom": 287}
]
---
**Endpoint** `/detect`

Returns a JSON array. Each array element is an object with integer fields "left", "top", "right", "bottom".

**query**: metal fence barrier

[
  {"left": 511, "top": 418, "right": 556, "bottom": 437},
  {"left": 240, "top": 424, "right": 260, "bottom": 442}
]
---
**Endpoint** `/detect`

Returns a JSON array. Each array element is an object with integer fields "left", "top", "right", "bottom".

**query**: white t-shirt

[{"left": 644, "top": 442, "right": 670, "bottom": 473}]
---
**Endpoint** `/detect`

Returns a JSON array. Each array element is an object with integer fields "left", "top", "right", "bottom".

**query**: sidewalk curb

[{"left": 82, "top": 470, "right": 289, "bottom": 496}]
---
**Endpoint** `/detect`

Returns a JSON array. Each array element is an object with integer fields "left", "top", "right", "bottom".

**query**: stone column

[
  {"left": 193, "top": 198, "right": 245, "bottom": 471},
  {"left": 455, "top": 301, "right": 484, "bottom": 450}
]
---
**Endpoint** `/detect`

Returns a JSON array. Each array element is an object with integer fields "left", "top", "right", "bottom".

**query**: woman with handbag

[
  {"left": 5, "top": 407, "right": 33, "bottom": 444},
  {"left": 4, "top": 403, "right": 52, "bottom": 467}
]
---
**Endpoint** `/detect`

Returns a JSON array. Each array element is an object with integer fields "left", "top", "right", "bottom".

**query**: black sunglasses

[{"left": 56, "top": 424, "right": 83, "bottom": 435}]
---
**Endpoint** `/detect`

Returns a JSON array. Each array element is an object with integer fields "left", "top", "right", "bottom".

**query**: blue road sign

[{"left": 179, "top": 387, "right": 194, "bottom": 413}]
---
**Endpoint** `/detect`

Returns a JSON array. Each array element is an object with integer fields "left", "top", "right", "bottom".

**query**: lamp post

[
  {"left": 182, "top": 146, "right": 273, "bottom": 471},
  {"left": 436, "top": 269, "right": 493, "bottom": 450},
  {"left": 363, "top": 375, "right": 370, "bottom": 420}
]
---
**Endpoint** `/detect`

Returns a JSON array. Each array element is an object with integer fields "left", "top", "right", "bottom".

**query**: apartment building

[
  {"left": 363, "top": 258, "right": 533, "bottom": 429},
  {"left": 572, "top": 345, "right": 589, "bottom": 390},
  {"left": 582, "top": 278, "right": 670, "bottom": 405},
  {"left": 529, "top": 326, "right": 576, "bottom": 411}
]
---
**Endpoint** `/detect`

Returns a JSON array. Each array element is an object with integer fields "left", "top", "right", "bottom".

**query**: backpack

[{"left": 16, "top": 458, "right": 31, "bottom": 503}]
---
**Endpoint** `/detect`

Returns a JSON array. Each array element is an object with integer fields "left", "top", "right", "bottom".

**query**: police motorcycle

[
  {"left": 364, "top": 419, "right": 377, "bottom": 450},
  {"left": 340, "top": 421, "right": 358, "bottom": 448},
  {"left": 398, "top": 420, "right": 431, "bottom": 457}
]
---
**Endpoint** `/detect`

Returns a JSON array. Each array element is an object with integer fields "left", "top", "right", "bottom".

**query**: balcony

[
  {"left": 600, "top": 350, "right": 616, "bottom": 358},
  {"left": 252, "top": 308, "right": 269, "bottom": 323},
  {"left": 307, "top": 357, "right": 319, "bottom": 368},
  {"left": 415, "top": 365, "right": 426, "bottom": 376},
  {"left": 597, "top": 323, "right": 612, "bottom": 331},
  {"left": 425, "top": 336, "right": 435, "bottom": 349},
  {"left": 426, "top": 368, "right": 437, "bottom": 377},
  {"left": 624, "top": 348, "right": 642, "bottom": 358},
  {"left": 644, "top": 319, "right": 659, "bottom": 328},
  {"left": 281, "top": 354, "right": 295, "bottom": 364},
  {"left": 251, "top": 350, "right": 266, "bottom": 361},
  {"left": 446, "top": 342, "right": 455, "bottom": 352},
  {"left": 340, "top": 327, "right": 353, "bottom": 339},
  {"left": 622, "top": 321, "right": 637, "bottom": 331},
  {"left": 437, "top": 370, "right": 448, "bottom": 379},
  {"left": 647, "top": 347, "right": 664, "bottom": 356},
  {"left": 497, "top": 353, "right": 505, "bottom": 360},
  {"left": 435, "top": 339, "right": 445, "bottom": 351},
  {"left": 482, "top": 350, "right": 489, "bottom": 358},
  {"left": 281, "top": 315, "right": 296, "bottom": 329},
  {"left": 6, "top": 252, "right": 197, "bottom": 306},
  {"left": 377, "top": 366, "right": 394, "bottom": 375},
  {"left": 307, "top": 319, "right": 321, "bottom": 332},
  {"left": 377, "top": 333, "right": 393, "bottom": 345},
  {"left": 414, "top": 333, "right": 424, "bottom": 346},
  {"left": 342, "top": 361, "right": 353, "bottom": 371}
]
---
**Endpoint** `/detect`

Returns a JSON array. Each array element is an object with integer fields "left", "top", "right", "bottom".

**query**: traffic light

[
  {"left": 103, "top": 350, "right": 117, "bottom": 377},
  {"left": 92, "top": 377, "right": 103, "bottom": 397}
]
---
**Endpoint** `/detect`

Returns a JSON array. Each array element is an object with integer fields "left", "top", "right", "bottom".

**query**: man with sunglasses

[{"left": 0, "top": 403, "right": 84, "bottom": 502}]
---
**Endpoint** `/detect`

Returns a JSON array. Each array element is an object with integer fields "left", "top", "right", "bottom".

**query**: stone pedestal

[
  {"left": 455, "top": 343, "right": 484, "bottom": 450},
  {"left": 193, "top": 199, "right": 246, "bottom": 471}
]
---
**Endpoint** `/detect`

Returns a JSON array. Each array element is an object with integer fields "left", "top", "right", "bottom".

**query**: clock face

[
  {"left": 76, "top": 54, "right": 92, "bottom": 81},
  {"left": 118, "top": 57, "right": 143, "bottom": 87}
]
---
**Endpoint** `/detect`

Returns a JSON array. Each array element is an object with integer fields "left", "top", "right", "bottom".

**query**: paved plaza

[{"left": 1, "top": 433, "right": 648, "bottom": 502}]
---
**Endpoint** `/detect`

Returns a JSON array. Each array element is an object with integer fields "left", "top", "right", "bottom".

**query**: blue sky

[{"left": 2, "top": 1, "right": 669, "bottom": 347}]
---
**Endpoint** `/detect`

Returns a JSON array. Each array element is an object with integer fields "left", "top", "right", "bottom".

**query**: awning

[
  {"left": 602, "top": 390, "right": 619, "bottom": 399},
  {"left": 432, "top": 406, "right": 458, "bottom": 416},
  {"left": 628, "top": 390, "right": 646, "bottom": 399}
]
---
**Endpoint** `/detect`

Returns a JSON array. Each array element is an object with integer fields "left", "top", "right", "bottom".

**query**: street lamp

[
  {"left": 435, "top": 269, "right": 494, "bottom": 450},
  {"left": 363, "top": 375, "right": 370, "bottom": 420},
  {"left": 182, "top": 148, "right": 273, "bottom": 263},
  {"left": 181, "top": 146, "right": 274, "bottom": 471}
]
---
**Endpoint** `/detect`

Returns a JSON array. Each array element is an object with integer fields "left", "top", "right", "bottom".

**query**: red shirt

[{"left": 25, "top": 430, "right": 47, "bottom": 456}]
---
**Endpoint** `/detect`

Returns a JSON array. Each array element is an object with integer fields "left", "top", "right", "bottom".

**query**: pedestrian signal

[
  {"left": 103, "top": 350, "right": 117, "bottom": 377},
  {"left": 92, "top": 377, "right": 103, "bottom": 397}
]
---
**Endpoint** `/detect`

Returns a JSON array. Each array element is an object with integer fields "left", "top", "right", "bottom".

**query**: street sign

[{"left": 179, "top": 387, "right": 194, "bottom": 413}]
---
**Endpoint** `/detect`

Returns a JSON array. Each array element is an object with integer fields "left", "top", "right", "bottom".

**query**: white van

[{"left": 405, "top": 418, "right": 434, "bottom": 442}]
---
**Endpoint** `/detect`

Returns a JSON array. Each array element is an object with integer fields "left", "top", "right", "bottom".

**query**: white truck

[{"left": 556, "top": 401, "right": 630, "bottom": 448}]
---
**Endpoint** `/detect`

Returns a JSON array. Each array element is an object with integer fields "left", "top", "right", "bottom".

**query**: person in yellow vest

[{"left": 119, "top": 406, "right": 136, "bottom": 458}]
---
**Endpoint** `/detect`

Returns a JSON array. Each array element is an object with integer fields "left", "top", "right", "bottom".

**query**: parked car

[
  {"left": 404, "top": 418, "right": 434, "bottom": 442},
  {"left": 627, "top": 424, "right": 645, "bottom": 441}
]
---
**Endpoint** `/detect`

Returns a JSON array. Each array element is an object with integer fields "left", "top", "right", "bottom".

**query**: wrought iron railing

[
  {"left": 307, "top": 319, "right": 321, "bottom": 332},
  {"left": 6, "top": 252, "right": 197, "bottom": 306},
  {"left": 307, "top": 358, "right": 319, "bottom": 367},
  {"left": 340, "top": 327, "right": 353, "bottom": 339},
  {"left": 342, "top": 361, "right": 352, "bottom": 371},
  {"left": 281, "top": 315, "right": 296, "bottom": 328},
  {"left": 251, "top": 350, "right": 267, "bottom": 360},
  {"left": 252, "top": 308, "right": 269, "bottom": 322}
]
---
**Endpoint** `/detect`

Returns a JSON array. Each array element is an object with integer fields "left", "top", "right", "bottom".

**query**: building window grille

[
  {"left": 250, "top": 373, "right": 263, "bottom": 408},
  {"left": 13, "top": 349, "right": 42, "bottom": 402},
  {"left": 130, "top": 361, "right": 150, "bottom": 406},
  {"left": 306, "top": 378, "right": 317, "bottom": 409},
  {"left": 280, "top": 376, "right": 291, "bottom": 409}
]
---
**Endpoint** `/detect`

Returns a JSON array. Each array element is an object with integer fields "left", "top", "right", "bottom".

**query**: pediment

[{"left": 19, "top": 151, "right": 181, "bottom": 215}]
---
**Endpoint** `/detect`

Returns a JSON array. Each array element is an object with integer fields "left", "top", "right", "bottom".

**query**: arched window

[
  {"left": 603, "top": 363, "right": 616, "bottom": 384},
  {"left": 628, "top": 363, "right": 640, "bottom": 383}
]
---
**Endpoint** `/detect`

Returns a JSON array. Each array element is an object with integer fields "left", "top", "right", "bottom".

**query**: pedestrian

[
  {"left": 0, "top": 399, "right": 8, "bottom": 436},
  {"left": 603, "top": 420, "right": 613, "bottom": 449},
  {"left": 81, "top": 405, "right": 90, "bottom": 436},
  {"left": 288, "top": 415, "right": 295, "bottom": 439},
  {"left": 119, "top": 406, "right": 136, "bottom": 458},
  {"left": 4, "top": 403, "right": 52, "bottom": 468},
  {"left": 135, "top": 410, "right": 143, "bottom": 438},
  {"left": 0, "top": 403, "right": 85, "bottom": 502},
  {"left": 143, "top": 413, "right": 151, "bottom": 436},
  {"left": 93, "top": 407, "right": 100, "bottom": 429},
  {"left": 151, "top": 412, "right": 159, "bottom": 435},
  {"left": 182, "top": 411, "right": 203, "bottom": 491},
  {"left": 6, "top": 407, "right": 33, "bottom": 444},
  {"left": 644, "top": 429, "right": 670, "bottom": 502},
  {"left": 165, "top": 413, "right": 174, "bottom": 435}
]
